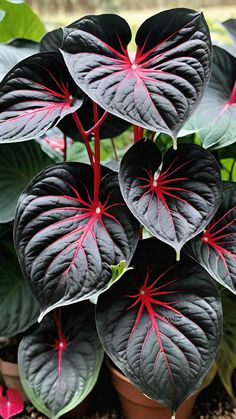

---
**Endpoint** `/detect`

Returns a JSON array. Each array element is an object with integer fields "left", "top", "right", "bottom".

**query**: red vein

[
  {"left": 51, "top": 310, "right": 69, "bottom": 376},
  {"left": 126, "top": 266, "right": 181, "bottom": 384}
]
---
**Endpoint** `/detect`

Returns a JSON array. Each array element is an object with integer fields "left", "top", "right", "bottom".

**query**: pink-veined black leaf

[
  {"left": 185, "top": 181, "right": 236, "bottom": 294},
  {"left": 14, "top": 162, "right": 139, "bottom": 320},
  {"left": 181, "top": 46, "right": 236, "bottom": 149},
  {"left": 61, "top": 9, "right": 212, "bottom": 140},
  {"left": 0, "top": 52, "right": 83, "bottom": 143},
  {"left": 18, "top": 302, "right": 103, "bottom": 418},
  {"left": 96, "top": 238, "right": 222, "bottom": 412},
  {"left": 39, "top": 26, "right": 131, "bottom": 142},
  {"left": 119, "top": 139, "right": 221, "bottom": 257}
]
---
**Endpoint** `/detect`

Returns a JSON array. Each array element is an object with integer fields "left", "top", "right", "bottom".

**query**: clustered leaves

[{"left": 0, "top": 4, "right": 235, "bottom": 419}]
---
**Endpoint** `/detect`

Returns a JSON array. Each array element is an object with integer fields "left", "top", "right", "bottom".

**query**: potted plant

[{"left": 0, "top": 4, "right": 235, "bottom": 419}]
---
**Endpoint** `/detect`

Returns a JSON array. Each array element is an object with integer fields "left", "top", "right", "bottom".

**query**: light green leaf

[
  {"left": 0, "top": 0, "right": 45, "bottom": 42},
  {"left": 109, "top": 260, "right": 133, "bottom": 286}
]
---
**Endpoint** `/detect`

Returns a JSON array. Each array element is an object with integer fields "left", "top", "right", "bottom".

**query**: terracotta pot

[
  {"left": 0, "top": 359, "right": 28, "bottom": 401},
  {"left": 108, "top": 362, "right": 198, "bottom": 419}
]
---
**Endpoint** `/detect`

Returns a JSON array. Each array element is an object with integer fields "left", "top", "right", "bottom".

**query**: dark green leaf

[
  {"left": 0, "top": 240, "right": 39, "bottom": 336},
  {"left": 0, "top": 141, "right": 52, "bottom": 223}
]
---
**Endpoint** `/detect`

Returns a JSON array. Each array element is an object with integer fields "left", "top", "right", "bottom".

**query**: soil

[{"left": 11, "top": 374, "right": 236, "bottom": 419}]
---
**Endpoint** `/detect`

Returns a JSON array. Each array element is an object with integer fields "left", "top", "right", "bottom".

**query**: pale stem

[
  {"left": 173, "top": 137, "right": 177, "bottom": 150},
  {"left": 176, "top": 250, "right": 181, "bottom": 262}
]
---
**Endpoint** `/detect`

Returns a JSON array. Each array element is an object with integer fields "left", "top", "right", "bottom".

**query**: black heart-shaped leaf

[
  {"left": 18, "top": 302, "right": 103, "bottom": 418},
  {"left": 40, "top": 27, "right": 64, "bottom": 52},
  {"left": 181, "top": 46, "right": 236, "bottom": 149},
  {"left": 119, "top": 139, "right": 221, "bottom": 257},
  {"left": 96, "top": 238, "right": 222, "bottom": 413},
  {"left": 0, "top": 52, "right": 83, "bottom": 143},
  {"left": 62, "top": 9, "right": 211, "bottom": 139},
  {"left": 185, "top": 181, "right": 236, "bottom": 294},
  {"left": 14, "top": 162, "right": 139, "bottom": 319},
  {"left": 39, "top": 26, "right": 131, "bottom": 142}
]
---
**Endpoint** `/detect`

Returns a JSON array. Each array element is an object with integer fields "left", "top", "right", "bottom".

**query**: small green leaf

[
  {"left": 109, "top": 260, "right": 133, "bottom": 286},
  {"left": 0, "top": 0, "right": 45, "bottom": 42},
  {"left": 220, "top": 158, "right": 236, "bottom": 181}
]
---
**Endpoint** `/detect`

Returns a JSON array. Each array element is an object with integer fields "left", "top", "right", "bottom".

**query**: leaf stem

[
  {"left": 173, "top": 137, "right": 177, "bottom": 150},
  {"left": 111, "top": 138, "right": 119, "bottom": 161},
  {"left": 72, "top": 112, "right": 94, "bottom": 167},
  {"left": 63, "top": 134, "right": 67, "bottom": 162},
  {"left": 133, "top": 125, "right": 144, "bottom": 143},
  {"left": 176, "top": 250, "right": 180, "bottom": 262},
  {"left": 230, "top": 159, "right": 236, "bottom": 181},
  {"left": 86, "top": 110, "right": 108, "bottom": 136},
  {"left": 93, "top": 101, "right": 101, "bottom": 206}
]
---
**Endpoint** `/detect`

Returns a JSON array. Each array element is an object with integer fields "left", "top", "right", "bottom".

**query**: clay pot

[
  {"left": 0, "top": 359, "right": 28, "bottom": 401},
  {"left": 108, "top": 362, "right": 198, "bottom": 419}
]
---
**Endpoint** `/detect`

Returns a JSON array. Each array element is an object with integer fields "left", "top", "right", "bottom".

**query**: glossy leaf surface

[
  {"left": 96, "top": 238, "right": 222, "bottom": 411},
  {"left": 62, "top": 9, "right": 211, "bottom": 138},
  {"left": 18, "top": 303, "right": 103, "bottom": 419},
  {"left": 0, "top": 240, "right": 39, "bottom": 336},
  {"left": 39, "top": 24, "right": 130, "bottom": 141},
  {"left": 119, "top": 139, "right": 221, "bottom": 254},
  {"left": 0, "top": 52, "right": 83, "bottom": 143},
  {"left": 0, "top": 386, "right": 24, "bottom": 419},
  {"left": 0, "top": 141, "right": 52, "bottom": 222},
  {"left": 14, "top": 163, "right": 139, "bottom": 319},
  {"left": 181, "top": 46, "right": 236, "bottom": 149},
  {"left": 186, "top": 182, "right": 236, "bottom": 293}
]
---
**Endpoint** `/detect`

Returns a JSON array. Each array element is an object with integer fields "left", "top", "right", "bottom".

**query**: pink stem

[
  {"left": 72, "top": 112, "right": 94, "bottom": 167},
  {"left": 63, "top": 134, "right": 67, "bottom": 162},
  {"left": 86, "top": 110, "right": 108, "bottom": 136},
  {"left": 93, "top": 102, "right": 101, "bottom": 206}
]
